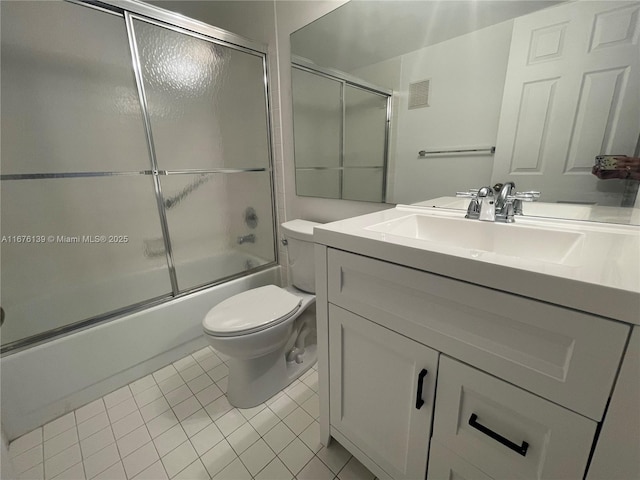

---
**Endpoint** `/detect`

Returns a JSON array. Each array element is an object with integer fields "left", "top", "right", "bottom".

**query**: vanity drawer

[
  {"left": 327, "top": 248, "right": 629, "bottom": 420},
  {"left": 427, "top": 441, "right": 494, "bottom": 480},
  {"left": 432, "top": 356, "right": 597, "bottom": 480}
]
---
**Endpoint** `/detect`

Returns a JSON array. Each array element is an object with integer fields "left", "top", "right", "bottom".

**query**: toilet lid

[{"left": 203, "top": 285, "right": 302, "bottom": 336}]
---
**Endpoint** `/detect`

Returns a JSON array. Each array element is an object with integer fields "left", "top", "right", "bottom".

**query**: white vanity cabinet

[
  {"left": 328, "top": 304, "right": 439, "bottom": 480},
  {"left": 315, "top": 245, "right": 632, "bottom": 480}
]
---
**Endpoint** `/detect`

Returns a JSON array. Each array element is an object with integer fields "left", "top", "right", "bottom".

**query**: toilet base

[{"left": 226, "top": 344, "right": 317, "bottom": 408}]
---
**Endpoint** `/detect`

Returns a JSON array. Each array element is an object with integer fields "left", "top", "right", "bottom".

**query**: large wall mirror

[{"left": 290, "top": 0, "right": 640, "bottom": 221}]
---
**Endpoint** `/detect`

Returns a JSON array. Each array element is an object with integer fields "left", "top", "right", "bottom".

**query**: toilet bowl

[{"left": 202, "top": 220, "right": 319, "bottom": 408}]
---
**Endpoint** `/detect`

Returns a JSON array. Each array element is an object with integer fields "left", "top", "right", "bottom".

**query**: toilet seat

[{"left": 203, "top": 285, "right": 302, "bottom": 337}]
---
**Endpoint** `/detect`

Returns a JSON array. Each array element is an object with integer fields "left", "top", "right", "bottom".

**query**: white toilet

[{"left": 202, "top": 220, "right": 319, "bottom": 408}]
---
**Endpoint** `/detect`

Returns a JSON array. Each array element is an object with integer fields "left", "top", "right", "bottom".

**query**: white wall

[{"left": 390, "top": 20, "right": 514, "bottom": 204}]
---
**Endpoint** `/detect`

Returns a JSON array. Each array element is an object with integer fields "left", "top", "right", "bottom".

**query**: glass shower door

[
  {"left": 130, "top": 18, "right": 276, "bottom": 292},
  {"left": 0, "top": 1, "right": 173, "bottom": 348}
]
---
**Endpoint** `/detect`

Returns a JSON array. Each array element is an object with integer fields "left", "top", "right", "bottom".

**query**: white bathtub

[{"left": 0, "top": 255, "right": 280, "bottom": 439}]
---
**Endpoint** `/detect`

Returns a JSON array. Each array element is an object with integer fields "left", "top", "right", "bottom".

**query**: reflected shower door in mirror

[
  {"left": 292, "top": 63, "right": 391, "bottom": 202},
  {"left": 290, "top": 0, "right": 640, "bottom": 219}
]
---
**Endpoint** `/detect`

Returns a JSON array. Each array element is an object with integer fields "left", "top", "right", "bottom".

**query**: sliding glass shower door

[{"left": 0, "top": 0, "right": 276, "bottom": 352}]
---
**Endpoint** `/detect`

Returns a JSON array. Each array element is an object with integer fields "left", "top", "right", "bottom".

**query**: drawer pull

[
  {"left": 468, "top": 413, "right": 529, "bottom": 457},
  {"left": 415, "top": 369, "right": 428, "bottom": 409}
]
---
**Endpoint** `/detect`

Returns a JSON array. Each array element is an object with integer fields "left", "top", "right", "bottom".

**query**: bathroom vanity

[{"left": 313, "top": 204, "right": 640, "bottom": 480}]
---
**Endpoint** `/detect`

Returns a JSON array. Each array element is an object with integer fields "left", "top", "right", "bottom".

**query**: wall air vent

[{"left": 408, "top": 79, "right": 430, "bottom": 109}]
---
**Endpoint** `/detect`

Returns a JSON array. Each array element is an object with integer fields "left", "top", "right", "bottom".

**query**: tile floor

[{"left": 8, "top": 346, "right": 377, "bottom": 480}]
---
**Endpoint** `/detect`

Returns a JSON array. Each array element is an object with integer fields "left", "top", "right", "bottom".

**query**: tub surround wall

[{"left": 1, "top": 267, "right": 279, "bottom": 440}]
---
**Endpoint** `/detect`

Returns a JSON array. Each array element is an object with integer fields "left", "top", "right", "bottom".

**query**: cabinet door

[
  {"left": 329, "top": 304, "right": 439, "bottom": 480},
  {"left": 428, "top": 441, "right": 494, "bottom": 480}
]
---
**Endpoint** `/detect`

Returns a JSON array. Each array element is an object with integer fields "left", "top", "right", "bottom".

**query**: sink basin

[{"left": 365, "top": 214, "right": 584, "bottom": 265}]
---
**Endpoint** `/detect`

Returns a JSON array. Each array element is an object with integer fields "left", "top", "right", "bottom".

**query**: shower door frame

[{"left": 1, "top": 0, "right": 279, "bottom": 355}]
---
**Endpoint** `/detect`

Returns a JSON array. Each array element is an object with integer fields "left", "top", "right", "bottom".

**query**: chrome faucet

[
  {"left": 457, "top": 183, "right": 540, "bottom": 223},
  {"left": 237, "top": 234, "right": 255, "bottom": 245}
]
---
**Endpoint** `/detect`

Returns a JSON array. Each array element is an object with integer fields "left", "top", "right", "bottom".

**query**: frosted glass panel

[
  {"left": 345, "top": 86, "right": 387, "bottom": 167},
  {"left": 343, "top": 167, "right": 385, "bottom": 202},
  {"left": 0, "top": 1, "right": 150, "bottom": 174},
  {"left": 292, "top": 68, "right": 342, "bottom": 168},
  {"left": 134, "top": 20, "right": 270, "bottom": 171},
  {"left": 161, "top": 172, "right": 275, "bottom": 291},
  {"left": 0, "top": 177, "right": 172, "bottom": 346}
]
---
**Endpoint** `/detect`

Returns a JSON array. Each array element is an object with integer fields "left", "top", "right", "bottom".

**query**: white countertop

[{"left": 314, "top": 204, "right": 640, "bottom": 325}]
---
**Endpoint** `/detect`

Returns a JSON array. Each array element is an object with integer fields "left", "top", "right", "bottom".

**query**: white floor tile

[
  {"left": 194, "top": 384, "right": 223, "bottom": 407},
  {"left": 226, "top": 422, "right": 259, "bottom": 455},
  {"left": 299, "top": 421, "right": 322, "bottom": 453},
  {"left": 44, "top": 444, "right": 81, "bottom": 480},
  {"left": 18, "top": 462, "right": 44, "bottom": 480},
  {"left": 160, "top": 441, "right": 198, "bottom": 478},
  {"left": 189, "top": 423, "right": 224, "bottom": 456},
  {"left": 158, "top": 374, "right": 186, "bottom": 396},
  {"left": 238, "top": 403, "right": 266, "bottom": 421},
  {"left": 212, "top": 458, "right": 251, "bottom": 480},
  {"left": 129, "top": 375, "right": 156, "bottom": 397},
  {"left": 13, "top": 445, "right": 44, "bottom": 475},
  {"left": 248, "top": 408, "right": 280, "bottom": 436},
  {"left": 153, "top": 424, "right": 187, "bottom": 458},
  {"left": 75, "top": 400, "right": 106, "bottom": 425},
  {"left": 180, "top": 409, "right": 212, "bottom": 438},
  {"left": 131, "top": 460, "right": 168, "bottom": 480},
  {"left": 262, "top": 422, "right": 295, "bottom": 455},
  {"left": 216, "top": 377, "right": 228, "bottom": 394},
  {"left": 107, "top": 398, "right": 138, "bottom": 424},
  {"left": 277, "top": 438, "right": 314, "bottom": 476},
  {"left": 44, "top": 414, "right": 76, "bottom": 442},
  {"left": 146, "top": 410, "right": 179, "bottom": 440},
  {"left": 238, "top": 439, "right": 275, "bottom": 476},
  {"left": 215, "top": 409, "right": 247, "bottom": 437},
  {"left": 122, "top": 442, "right": 159, "bottom": 479},
  {"left": 10, "top": 429, "right": 43, "bottom": 458},
  {"left": 265, "top": 391, "right": 285, "bottom": 408},
  {"left": 191, "top": 347, "right": 214, "bottom": 363},
  {"left": 50, "top": 461, "right": 85, "bottom": 480},
  {"left": 111, "top": 411, "right": 144, "bottom": 440},
  {"left": 282, "top": 407, "right": 314, "bottom": 436},
  {"left": 140, "top": 397, "right": 171, "bottom": 424},
  {"left": 301, "top": 395, "right": 320, "bottom": 419},
  {"left": 268, "top": 394, "right": 297, "bottom": 420},
  {"left": 302, "top": 371, "right": 319, "bottom": 392},
  {"left": 116, "top": 426, "right": 151, "bottom": 459},
  {"left": 172, "top": 459, "right": 209, "bottom": 480},
  {"left": 178, "top": 364, "right": 205, "bottom": 383},
  {"left": 103, "top": 387, "right": 132, "bottom": 411},
  {"left": 44, "top": 428, "right": 79, "bottom": 460},
  {"left": 83, "top": 443, "right": 119, "bottom": 479},
  {"left": 133, "top": 386, "right": 163, "bottom": 409},
  {"left": 79, "top": 427, "right": 114, "bottom": 459},
  {"left": 186, "top": 374, "right": 213, "bottom": 395},
  {"left": 172, "top": 396, "right": 201, "bottom": 422},
  {"left": 153, "top": 365, "right": 178, "bottom": 384},
  {"left": 207, "top": 364, "right": 228, "bottom": 383},
  {"left": 92, "top": 462, "right": 126, "bottom": 480},
  {"left": 165, "top": 385, "right": 192, "bottom": 409},
  {"left": 203, "top": 396, "right": 233, "bottom": 422},
  {"left": 254, "top": 458, "right": 293, "bottom": 480},
  {"left": 77, "top": 413, "right": 110, "bottom": 441},
  {"left": 199, "top": 440, "right": 237, "bottom": 478},
  {"left": 297, "top": 456, "right": 335, "bottom": 480},
  {"left": 316, "top": 442, "right": 352, "bottom": 475},
  {"left": 173, "top": 356, "right": 197, "bottom": 373},
  {"left": 285, "top": 381, "right": 314, "bottom": 406},
  {"left": 196, "top": 354, "right": 222, "bottom": 372},
  {"left": 337, "top": 457, "right": 375, "bottom": 480}
]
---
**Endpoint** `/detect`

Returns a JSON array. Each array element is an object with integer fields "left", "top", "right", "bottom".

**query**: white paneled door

[{"left": 492, "top": 1, "right": 640, "bottom": 204}]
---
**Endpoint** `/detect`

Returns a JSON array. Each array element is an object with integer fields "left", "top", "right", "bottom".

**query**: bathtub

[{"left": 0, "top": 253, "right": 280, "bottom": 440}]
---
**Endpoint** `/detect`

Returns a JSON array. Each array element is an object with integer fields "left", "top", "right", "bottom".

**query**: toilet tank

[{"left": 281, "top": 219, "right": 320, "bottom": 293}]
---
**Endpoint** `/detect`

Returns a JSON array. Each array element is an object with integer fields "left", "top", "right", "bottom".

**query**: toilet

[{"left": 202, "top": 220, "right": 319, "bottom": 408}]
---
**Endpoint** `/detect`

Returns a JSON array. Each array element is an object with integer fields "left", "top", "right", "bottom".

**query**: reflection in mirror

[
  {"left": 291, "top": 0, "right": 640, "bottom": 223},
  {"left": 292, "top": 62, "right": 391, "bottom": 201}
]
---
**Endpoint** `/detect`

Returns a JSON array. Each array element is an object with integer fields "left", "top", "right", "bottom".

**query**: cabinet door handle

[
  {"left": 415, "top": 369, "right": 428, "bottom": 409},
  {"left": 468, "top": 413, "right": 529, "bottom": 457}
]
